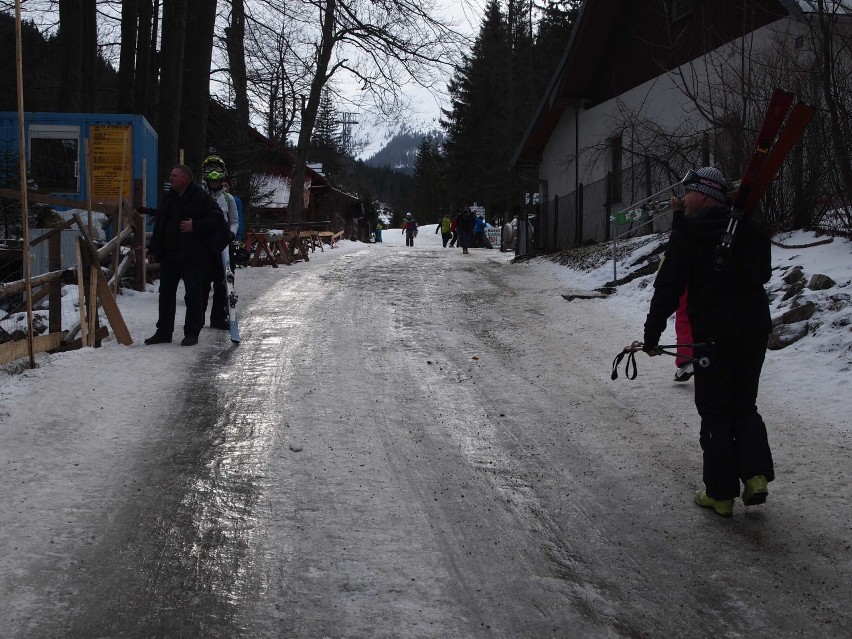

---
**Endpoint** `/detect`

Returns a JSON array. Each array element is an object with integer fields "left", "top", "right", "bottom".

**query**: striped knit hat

[{"left": 684, "top": 166, "right": 729, "bottom": 203}]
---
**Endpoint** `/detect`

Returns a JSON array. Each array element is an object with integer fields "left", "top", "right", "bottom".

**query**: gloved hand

[
  {"left": 136, "top": 206, "right": 157, "bottom": 217},
  {"left": 642, "top": 338, "right": 661, "bottom": 356}
]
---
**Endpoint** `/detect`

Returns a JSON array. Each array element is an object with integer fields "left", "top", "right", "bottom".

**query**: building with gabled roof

[{"left": 511, "top": 0, "right": 846, "bottom": 254}]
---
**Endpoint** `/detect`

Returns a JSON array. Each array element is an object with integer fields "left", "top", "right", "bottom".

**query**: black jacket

[
  {"left": 456, "top": 211, "right": 474, "bottom": 232},
  {"left": 149, "top": 182, "right": 228, "bottom": 264},
  {"left": 643, "top": 205, "right": 772, "bottom": 348}
]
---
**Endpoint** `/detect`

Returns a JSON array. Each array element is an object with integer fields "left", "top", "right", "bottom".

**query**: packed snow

[{"left": 0, "top": 221, "right": 849, "bottom": 633}]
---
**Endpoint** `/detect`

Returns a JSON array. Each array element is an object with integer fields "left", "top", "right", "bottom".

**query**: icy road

[{"left": 3, "top": 235, "right": 851, "bottom": 638}]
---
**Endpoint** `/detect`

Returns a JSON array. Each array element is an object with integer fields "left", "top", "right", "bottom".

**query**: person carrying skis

[
  {"left": 402, "top": 213, "right": 418, "bottom": 247},
  {"left": 642, "top": 166, "right": 774, "bottom": 517},
  {"left": 200, "top": 156, "right": 239, "bottom": 330}
]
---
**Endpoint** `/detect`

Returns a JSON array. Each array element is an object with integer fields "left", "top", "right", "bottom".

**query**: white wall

[{"left": 538, "top": 16, "right": 806, "bottom": 201}]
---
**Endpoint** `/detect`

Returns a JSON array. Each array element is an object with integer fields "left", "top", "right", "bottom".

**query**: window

[
  {"left": 28, "top": 125, "right": 80, "bottom": 193},
  {"left": 609, "top": 135, "right": 623, "bottom": 204},
  {"left": 671, "top": 0, "right": 694, "bottom": 21}
]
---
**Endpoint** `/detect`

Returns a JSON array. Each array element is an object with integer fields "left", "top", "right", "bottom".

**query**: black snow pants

[{"left": 692, "top": 331, "right": 775, "bottom": 500}]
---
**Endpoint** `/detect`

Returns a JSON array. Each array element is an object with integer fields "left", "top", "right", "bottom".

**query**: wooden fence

[{"left": 0, "top": 189, "right": 143, "bottom": 365}]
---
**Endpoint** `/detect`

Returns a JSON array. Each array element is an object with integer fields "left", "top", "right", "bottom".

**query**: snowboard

[{"left": 222, "top": 246, "right": 240, "bottom": 343}]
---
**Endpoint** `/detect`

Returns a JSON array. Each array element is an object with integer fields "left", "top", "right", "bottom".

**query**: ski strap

[{"left": 611, "top": 345, "right": 640, "bottom": 380}]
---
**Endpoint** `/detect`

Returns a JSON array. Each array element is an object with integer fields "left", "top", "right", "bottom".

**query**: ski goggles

[{"left": 205, "top": 170, "right": 226, "bottom": 181}]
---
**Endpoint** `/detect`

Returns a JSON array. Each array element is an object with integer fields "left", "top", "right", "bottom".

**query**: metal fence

[{"left": 518, "top": 162, "right": 681, "bottom": 256}]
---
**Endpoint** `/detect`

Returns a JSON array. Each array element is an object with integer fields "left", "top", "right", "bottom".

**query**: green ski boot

[
  {"left": 694, "top": 490, "right": 734, "bottom": 517},
  {"left": 742, "top": 475, "right": 769, "bottom": 506}
]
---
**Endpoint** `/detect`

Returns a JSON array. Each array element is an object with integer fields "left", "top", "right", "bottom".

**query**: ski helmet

[{"left": 202, "top": 154, "right": 227, "bottom": 174}]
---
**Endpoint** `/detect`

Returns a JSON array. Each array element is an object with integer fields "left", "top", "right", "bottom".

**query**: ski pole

[{"left": 612, "top": 340, "right": 713, "bottom": 380}]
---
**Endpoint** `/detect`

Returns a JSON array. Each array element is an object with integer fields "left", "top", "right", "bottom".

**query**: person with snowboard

[
  {"left": 142, "top": 165, "right": 227, "bottom": 346},
  {"left": 642, "top": 166, "right": 774, "bottom": 517}
]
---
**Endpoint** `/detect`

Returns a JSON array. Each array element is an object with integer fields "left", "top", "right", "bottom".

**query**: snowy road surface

[{"left": 2, "top": 232, "right": 851, "bottom": 638}]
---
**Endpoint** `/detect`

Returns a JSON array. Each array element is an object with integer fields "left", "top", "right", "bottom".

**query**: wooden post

[
  {"left": 85, "top": 137, "right": 94, "bottom": 239},
  {"left": 48, "top": 233, "right": 62, "bottom": 334},
  {"left": 112, "top": 129, "right": 128, "bottom": 295},
  {"left": 14, "top": 0, "right": 35, "bottom": 368},
  {"left": 132, "top": 210, "right": 147, "bottom": 291},
  {"left": 88, "top": 263, "right": 98, "bottom": 345},
  {"left": 139, "top": 158, "right": 147, "bottom": 290},
  {"left": 75, "top": 239, "right": 89, "bottom": 348}
]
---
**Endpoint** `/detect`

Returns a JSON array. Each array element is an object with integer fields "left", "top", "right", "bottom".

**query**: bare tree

[
  {"left": 260, "top": 0, "right": 466, "bottom": 222},
  {"left": 810, "top": 0, "right": 852, "bottom": 216}
]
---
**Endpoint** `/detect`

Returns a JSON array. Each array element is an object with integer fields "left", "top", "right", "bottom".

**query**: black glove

[
  {"left": 136, "top": 206, "right": 157, "bottom": 217},
  {"left": 642, "top": 337, "right": 659, "bottom": 353}
]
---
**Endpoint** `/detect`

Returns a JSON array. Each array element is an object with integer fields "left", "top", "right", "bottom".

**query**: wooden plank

[
  {"left": 72, "top": 220, "right": 133, "bottom": 346},
  {"left": 90, "top": 250, "right": 132, "bottom": 345},
  {"left": 0, "top": 188, "right": 119, "bottom": 215},
  {"left": 0, "top": 333, "right": 64, "bottom": 366},
  {"left": 0, "top": 268, "right": 69, "bottom": 301}
]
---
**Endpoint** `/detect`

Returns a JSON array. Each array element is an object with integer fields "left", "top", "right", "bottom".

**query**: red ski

[
  {"left": 715, "top": 88, "right": 814, "bottom": 270},
  {"left": 743, "top": 102, "right": 816, "bottom": 212}
]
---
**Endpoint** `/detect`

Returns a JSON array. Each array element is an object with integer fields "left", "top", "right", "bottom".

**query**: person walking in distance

[
  {"left": 642, "top": 166, "right": 774, "bottom": 517},
  {"left": 456, "top": 207, "right": 474, "bottom": 254},
  {"left": 141, "top": 165, "right": 228, "bottom": 347},
  {"left": 402, "top": 213, "right": 418, "bottom": 247},
  {"left": 436, "top": 211, "right": 452, "bottom": 247}
]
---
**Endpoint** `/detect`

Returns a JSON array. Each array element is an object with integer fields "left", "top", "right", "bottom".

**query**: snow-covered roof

[{"left": 254, "top": 173, "right": 291, "bottom": 209}]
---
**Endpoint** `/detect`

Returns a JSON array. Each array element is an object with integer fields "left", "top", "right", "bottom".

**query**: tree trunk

[
  {"left": 158, "top": 0, "right": 188, "bottom": 188},
  {"left": 226, "top": 0, "right": 251, "bottom": 169},
  {"left": 287, "top": 0, "right": 337, "bottom": 223},
  {"left": 134, "top": 0, "right": 157, "bottom": 121},
  {"left": 179, "top": 1, "right": 217, "bottom": 174},
  {"left": 81, "top": 0, "right": 97, "bottom": 112},
  {"left": 59, "top": 0, "right": 83, "bottom": 112},
  {"left": 117, "top": 0, "right": 139, "bottom": 113}
]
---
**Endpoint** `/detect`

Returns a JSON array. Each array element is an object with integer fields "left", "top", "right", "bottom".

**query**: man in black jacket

[
  {"left": 142, "top": 165, "right": 227, "bottom": 347},
  {"left": 643, "top": 166, "right": 774, "bottom": 517}
]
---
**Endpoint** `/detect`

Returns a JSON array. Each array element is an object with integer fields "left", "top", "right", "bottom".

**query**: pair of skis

[
  {"left": 222, "top": 246, "right": 240, "bottom": 343},
  {"left": 715, "top": 88, "right": 816, "bottom": 270}
]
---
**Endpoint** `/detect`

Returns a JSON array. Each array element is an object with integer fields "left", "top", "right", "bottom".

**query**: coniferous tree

[
  {"left": 413, "top": 135, "right": 445, "bottom": 222},
  {"left": 310, "top": 90, "right": 346, "bottom": 183},
  {"left": 442, "top": 0, "right": 512, "bottom": 213}
]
